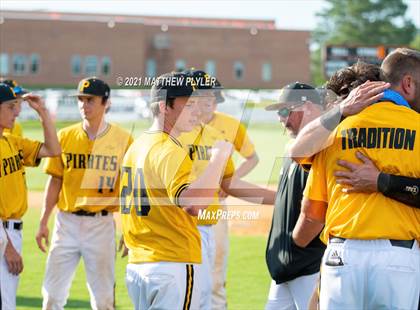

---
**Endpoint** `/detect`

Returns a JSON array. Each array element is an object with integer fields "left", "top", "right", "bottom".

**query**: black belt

[
  {"left": 3, "top": 221, "right": 23, "bottom": 230},
  {"left": 71, "top": 210, "right": 109, "bottom": 217},
  {"left": 330, "top": 237, "right": 414, "bottom": 249}
]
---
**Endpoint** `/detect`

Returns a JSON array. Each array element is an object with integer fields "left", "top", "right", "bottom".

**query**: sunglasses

[{"left": 277, "top": 103, "right": 305, "bottom": 117}]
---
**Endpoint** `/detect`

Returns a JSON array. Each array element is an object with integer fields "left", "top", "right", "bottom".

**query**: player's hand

[
  {"left": 218, "top": 189, "right": 229, "bottom": 199},
  {"left": 211, "top": 141, "right": 233, "bottom": 162},
  {"left": 340, "top": 81, "right": 390, "bottom": 117},
  {"left": 118, "top": 235, "right": 129, "bottom": 258},
  {"left": 36, "top": 224, "right": 50, "bottom": 253},
  {"left": 334, "top": 151, "right": 380, "bottom": 193},
  {"left": 4, "top": 241, "right": 24, "bottom": 275},
  {"left": 22, "top": 93, "right": 48, "bottom": 114}
]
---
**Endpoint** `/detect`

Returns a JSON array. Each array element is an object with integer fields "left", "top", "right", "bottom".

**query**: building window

[
  {"left": 233, "top": 61, "right": 244, "bottom": 80},
  {"left": 175, "top": 59, "right": 186, "bottom": 72},
  {"left": 205, "top": 60, "right": 216, "bottom": 76},
  {"left": 102, "top": 57, "right": 111, "bottom": 76},
  {"left": 30, "top": 54, "right": 40, "bottom": 74},
  {"left": 71, "top": 55, "right": 82, "bottom": 75},
  {"left": 12, "top": 54, "right": 27, "bottom": 75},
  {"left": 0, "top": 53, "right": 8, "bottom": 75},
  {"left": 85, "top": 56, "right": 97, "bottom": 75},
  {"left": 146, "top": 59, "right": 157, "bottom": 77},
  {"left": 262, "top": 62, "right": 272, "bottom": 82}
]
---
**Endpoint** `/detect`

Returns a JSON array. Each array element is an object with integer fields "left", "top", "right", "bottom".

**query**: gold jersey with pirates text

[
  {"left": 304, "top": 102, "right": 420, "bottom": 243},
  {"left": 178, "top": 124, "right": 235, "bottom": 225},
  {"left": 44, "top": 123, "right": 133, "bottom": 213},
  {"left": 208, "top": 111, "right": 255, "bottom": 158},
  {"left": 0, "top": 134, "right": 41, "bottom": 219},
  {"left": 120, "top": 131, "right": 201, "bottom": 264}
]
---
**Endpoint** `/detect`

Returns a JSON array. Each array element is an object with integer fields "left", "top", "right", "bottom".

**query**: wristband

[{"left": 319, "top": 106, "right": 343, "bottom": 131}]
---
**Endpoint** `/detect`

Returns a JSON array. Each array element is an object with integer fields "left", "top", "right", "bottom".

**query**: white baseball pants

[
  {"left": 265, "top": 273, "right": 319, "bottom": 310},
  {"left": 126, "top": 262, "right": 200, "bottom": 310},
  {"left": 42, "top": 211, "right": 116, "bottom": 310},
  {"left": 320, "top": 238, "right": 420, "bottom": 310},
  {"left": 197, "top": 225, "right": 216, "bottom": 310}
]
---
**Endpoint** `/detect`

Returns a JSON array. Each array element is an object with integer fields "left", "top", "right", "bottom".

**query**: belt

[
  {"left": 330, "top": 237, "right": 414, "bottom": 249},
  {"left": 3, "top": 221, "right": 23, "bottom": 230},
  {"left": 71, "top": 210, "right": 109, "bottom": 217}
]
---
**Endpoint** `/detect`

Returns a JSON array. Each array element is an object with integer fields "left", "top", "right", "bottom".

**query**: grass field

[{"left": 15, "top": 120, "right": 286, "bottom": 309}]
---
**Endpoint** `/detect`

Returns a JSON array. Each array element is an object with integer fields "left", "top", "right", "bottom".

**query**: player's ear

[
  {"left": 104, "top": 98, "right": 111, "bottom": 114},
  {"left": 158, "top": 101, "right": 167, "bottom": 114}
]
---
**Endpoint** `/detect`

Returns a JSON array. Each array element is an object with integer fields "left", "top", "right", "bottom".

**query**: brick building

[{"left": 0, "top": 11, "right": 311, "bottom": 88}]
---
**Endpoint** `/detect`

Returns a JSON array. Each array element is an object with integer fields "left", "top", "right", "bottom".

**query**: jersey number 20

[{"left": 120, "top": 166, "right": 151, "bottom": 216}]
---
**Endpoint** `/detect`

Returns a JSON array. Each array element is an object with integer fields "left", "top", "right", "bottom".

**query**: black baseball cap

[
  {"left": 182, "top": 68, "right": 225, "bottom": 103},
  {"left": 150, "top": 72, "right": 196, "bottom": 103},
  {"left": 0, "top": 79, "right": 28, "bottom": 96},
  {"left": 0, "top": 83, "right": 19, "bottom": 104},
  {"left": 265, "top": 82, "right": 322, "bottom": 111},
  {"left": 70, "top": 77, "right": 110, "bottom": 98}
]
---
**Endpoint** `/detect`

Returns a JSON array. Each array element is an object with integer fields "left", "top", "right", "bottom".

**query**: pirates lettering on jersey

[
  {"left": 187, "top": 144, "right": 212, "bottom": 161},
  {"left": 341, "top": 127, "right": 416, "bottom": 151},
  {"left": 0, "top": 153, "right": 23, "bottom": 177},
  {"left": 64, "top": 153, "right": 118, "bottom": 171}
]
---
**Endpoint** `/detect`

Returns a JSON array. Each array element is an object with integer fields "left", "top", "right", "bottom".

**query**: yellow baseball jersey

[
  {"left": 304, "top": 102, "right": 420, "bottom": 244},
  {"left": 4, "top": 122, "right": 23, "bottom": 137},
  {"left": 178, "top": 124, "right": 235, "bottom": 225},
  {"left": 120, "top": 131, "right": 201, "bottom": 264},
  {"left": 208, "top": 111, "right": 255, "bottom": 158},
  {"left": 0, "top": 134, "right": 42, "bottom": 220},
  {"left": 44, "top": 123, "right": 133, "bottom": 213}
]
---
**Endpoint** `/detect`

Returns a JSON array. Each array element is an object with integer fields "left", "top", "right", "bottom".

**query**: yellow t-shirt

[
  {"left": 0, "top": 134, "right": 42, "bottom": 219},
  {"left": 44, "top": 123, "right": 133, "bottom": 213},
  {"left": 120, "top": 131, "right": 201, "bottom": 264},
  {"left": 208, "top": 111, "right": 255, "bottom": 158},
  {"left": 178, "top": 124, "right": 235, "bottom": 225},
  {"left": 304, "top": 102, "right": 420, "bottom": 244},
  {"left": 4, "top": 122, "right": 23, "bottom": 137}
]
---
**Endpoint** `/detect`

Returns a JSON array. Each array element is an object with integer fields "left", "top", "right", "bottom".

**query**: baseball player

[
  {"left": 293, "top": 48, "right": 420, "bottom": 309},
  {"left": 36, "top": 77, "right": 133, "bottom": 310},
  {"left": 264, "top": 82, "right": 326, "bottom": 310},
  {"left": 178, "top": 69, "right": 276, "bottom": 310},
  {"left": 197, "top": 78, "right": 259, "bottom": 310},
  {"left": 0, "top": 79, "right": 28, "bottom": 137},
  {"left": 121, "top": 71, "right": 237, "bottom": 310},
  {"left": 0, "top": 83, "right": 61, "bottom": 309}
]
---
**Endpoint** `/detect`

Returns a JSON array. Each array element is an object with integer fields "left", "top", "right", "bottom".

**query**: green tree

[
  {"left": 411, "top": 33, "right": 420, "bottom": 49},
  {"left": 311, "top": 0, "right": 417, "bottom": 85}
]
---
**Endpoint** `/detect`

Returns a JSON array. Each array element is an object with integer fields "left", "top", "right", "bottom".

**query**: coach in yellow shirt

[
  {"left": 0, "top": 83, "right": 60, "bottom": 309},
  {"left": 293, "top": 48, "right": 420, "bottom": 309},
  {"left": 36, "top": 77, "right": 133, "bottom": 310}
]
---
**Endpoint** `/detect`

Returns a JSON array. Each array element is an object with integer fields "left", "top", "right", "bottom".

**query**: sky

[{"left": 1, "top": 0, "right": 419, "bottom": 30}]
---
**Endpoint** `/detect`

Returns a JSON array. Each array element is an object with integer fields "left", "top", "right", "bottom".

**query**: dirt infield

[{"left": 28, "top": 191, "right": 274, "bottom": 236}]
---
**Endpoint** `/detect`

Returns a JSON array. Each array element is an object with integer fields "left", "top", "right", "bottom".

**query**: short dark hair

[
  {"left": 380, "top": 48, "right": 420, "bottom": 86},
  {"left": 150, "top": 97, "right": 176, "bottom": 117},
  {"left": 326, "top": 61, "right": 381, "bottom": 98}
]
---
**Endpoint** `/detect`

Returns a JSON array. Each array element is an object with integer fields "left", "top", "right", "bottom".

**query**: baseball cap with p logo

[
  {"left": 0, "top": 83, "right": 19, "bottom": 104},
  {"left": 70, "top": 77, "right": 110, "bottom": 98}
]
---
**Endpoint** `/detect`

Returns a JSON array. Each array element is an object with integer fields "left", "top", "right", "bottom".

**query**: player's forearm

[
  {"left": 222, "top": 178, "right": 276, "bottom": 204},
  {"left": 40, "top": 176, "right": 62, "bottom": 226},
  {"left": 179, "top": 157, "right": 229, "bottom": 212},
  {"left": 288, "top": 108, "right": 340, "bottom": 162},
  {"left": 38, "top": 109, "right": 61, "bottom": 157},
  {"left": 378, "top": 173, "right": 420, "bottom": 208},
  {"left": 233, "top": 153, "right": 259, "bottom": 178},
  {"left": 292, "top": 213, "right": 324, "bottom": 247}
]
